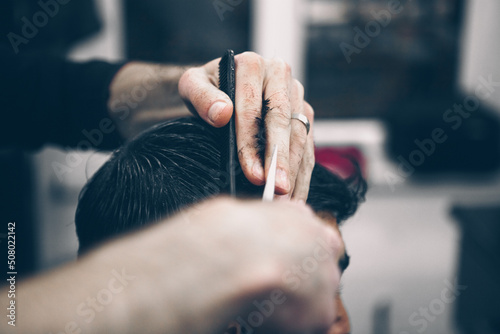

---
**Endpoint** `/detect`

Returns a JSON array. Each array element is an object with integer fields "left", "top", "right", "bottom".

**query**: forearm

[
  {"left": 0, "top": 208, "right": 262, "bottom": 334},
  {"left": 1, "top": 250, "right": 132, "bottom": 334}
]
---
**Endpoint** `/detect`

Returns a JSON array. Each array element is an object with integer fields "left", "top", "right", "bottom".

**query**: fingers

[
  {"left": 265, "top": 211, "right": 341, "bottom": 332},
  {"left": 262, "top": 58, "right": 294, "bottom": 194},
  {"left": 287, "top": 80, "right": 307, "bottom": 195},
  {"left": 291, "top": 102, "right": 315, "bottom": 201},
  {"left": 195, "top": 199, "right": 341, "bottom": 332},
  {"left": 234, "top": 52, "right": 267, "bottom": 185},
  {"left": 178, "top": 59, "right": 233, "bottom": 128},
  {"left": 180, "top": 53, "right": 314, "bottom": 198}
]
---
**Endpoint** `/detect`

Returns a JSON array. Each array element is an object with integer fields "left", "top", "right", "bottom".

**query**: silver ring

[{"left": 291, "top": 113, "right": 310, "bottom": 135}]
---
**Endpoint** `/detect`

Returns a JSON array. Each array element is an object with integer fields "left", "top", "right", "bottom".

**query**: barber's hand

[
  {"left": 178, "top": 52, "right": 315, "bottom": 201},
  {"left": 139, "top": 198, "right": 343, "bottom": 333}
]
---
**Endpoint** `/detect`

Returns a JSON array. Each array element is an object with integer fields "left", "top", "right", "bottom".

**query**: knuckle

[
  {"left": 241, "top": 82, "right": 260, "bottom": 102},
  {"left": 269, "top": 89, "right": 291, "bottom": 107},
  {"left": 241, "top": 51, "right": 259, "bottom": 59},
  {"left": 266, "top": 104, "right": 291, "bottom": 129},
  {"left": 273, "top": 89, "right": 291, "bottom": 105},
  {"left": 181, "top": 67, "right": 197, "bottom": 82},
  {"left": 284, "top": 61, "right": 292, "bottom": 75},
  {"left": 304, "top": 101, "right": 314, "bottom": 119},
  {"left": 270, "top": 58, "right": 292, "bottom": 77},
  {"left": 178, "top": 68, "right": 196, "bottom": 95},
  {"left": 294, "top": 79, "right": 305, "bottom": 97},
  {"left": 239, "top": 106, "right": 261, "bottom": 124},
  {"left": 237, "top": 141, "right": 254, "bottom": 161},
  {"left": 237, "top": 51, "right": 264, "bottom": 67}
]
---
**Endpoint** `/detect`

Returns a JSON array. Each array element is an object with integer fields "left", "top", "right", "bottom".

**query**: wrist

[{"left": 107, "top": 61, "right": 191, "bottom": 139}]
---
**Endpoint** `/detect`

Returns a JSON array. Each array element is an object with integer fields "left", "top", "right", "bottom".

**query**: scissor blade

[{"left": 262, "top": 145, "right": 278, "bottom": 202}]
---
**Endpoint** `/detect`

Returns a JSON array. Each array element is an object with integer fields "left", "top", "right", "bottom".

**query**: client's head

[
  {"left": 75, "top": 116, "right": 366, "bottom": 334},
  {"left": 76, "top": 117, "right": 365, "bottom": 254}
]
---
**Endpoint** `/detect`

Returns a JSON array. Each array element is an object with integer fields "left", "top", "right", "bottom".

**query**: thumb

[{"left": 178, "top": 67, "right": 233, "bottom": 128}]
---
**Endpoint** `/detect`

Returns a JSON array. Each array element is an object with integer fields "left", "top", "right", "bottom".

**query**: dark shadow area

[
  {"left": 452, "top": 205, "right": 500, "bottom": 334},
  {"left": 124, "top": 0, "right": 250, "bottom": 64}
]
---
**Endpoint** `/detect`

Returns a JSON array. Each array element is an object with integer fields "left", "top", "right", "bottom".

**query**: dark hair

[{"left": 75, "top": 117, "right": 366, "bottom": 255}]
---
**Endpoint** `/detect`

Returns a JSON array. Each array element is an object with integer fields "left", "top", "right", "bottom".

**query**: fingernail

[
  {"left": 252, "top": 161, "right": 264, "bottom": 181},
  {"left": 208, "top": 101, "right": 227, "bottom": 124},
  {"left": 277, "top": 168, "right": 289, "bottom": 192}
]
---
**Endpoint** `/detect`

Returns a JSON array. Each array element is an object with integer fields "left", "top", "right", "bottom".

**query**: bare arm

[{"left": 2, "top": 199, "right": 341, "bottom": 334}]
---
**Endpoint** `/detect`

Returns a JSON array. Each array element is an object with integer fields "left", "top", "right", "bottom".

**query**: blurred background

[{"left": 1, "top": 0, "right": 500, "bottom": 333}]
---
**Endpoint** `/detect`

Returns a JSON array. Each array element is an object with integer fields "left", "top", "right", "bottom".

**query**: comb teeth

[
  {"left": 218, "top": 50, "right": 235, "bottom": 100},
  {"left": 218, "top": 49, "right": 238, "bottom": 196}
]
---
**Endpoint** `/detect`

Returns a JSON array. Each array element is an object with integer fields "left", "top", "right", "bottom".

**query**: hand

[
  {"left": 161, "top": 198, "right": 342, "bottom": 333},
  {"left": 178, "top": 52, "right": 315, "bottom": 201}
]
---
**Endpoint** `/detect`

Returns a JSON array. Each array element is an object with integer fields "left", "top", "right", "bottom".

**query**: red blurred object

[{"left": 314, "top": 146, "right": 367, "bottom": 180}]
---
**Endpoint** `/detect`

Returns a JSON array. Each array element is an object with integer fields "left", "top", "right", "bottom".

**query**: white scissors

[{"left": 262, "top": 145, "right": 278, "bottom": 202}]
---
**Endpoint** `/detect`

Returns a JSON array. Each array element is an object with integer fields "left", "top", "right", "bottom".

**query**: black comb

[{"left": 218, "top": 49, "right": 238, "bottom": 196}]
